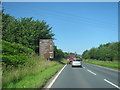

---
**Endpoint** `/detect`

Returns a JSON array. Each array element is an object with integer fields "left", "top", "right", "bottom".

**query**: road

[{"left": 50, "top": 63, "right": 119, "bottom": 89}]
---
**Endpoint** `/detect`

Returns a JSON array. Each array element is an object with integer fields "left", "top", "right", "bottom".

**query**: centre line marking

[
  {"left": 104, "top": 79, "right": 120, "bottom": 89},
  {"left": 87, "top": 69, "right": 96, "bottom": 75}
]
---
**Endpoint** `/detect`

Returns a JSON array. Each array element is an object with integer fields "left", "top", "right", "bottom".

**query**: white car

[{"left": 72, "top": 58, "right": 82, "bottom": 67}]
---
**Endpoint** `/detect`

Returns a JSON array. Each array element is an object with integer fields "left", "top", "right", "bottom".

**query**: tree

[
  {"left": 54, "top": 46, "right": 64, "bottom": 59},
  {"left": 2, "top": 11, "right": 54, "bottom": 53},
  {"left": 82, "top": 42, "right": 119, "bottom": 61}
]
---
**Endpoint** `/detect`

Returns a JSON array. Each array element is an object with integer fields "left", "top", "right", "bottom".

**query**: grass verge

[
  {"left": 83, "top": 59, "right": 119, "bottom": 70},
  {"left": 5, "top": 64, "right": 63, "bottom": 88},
  {"left": 2, "top": 55, "right": 64, "bottom": 88}
]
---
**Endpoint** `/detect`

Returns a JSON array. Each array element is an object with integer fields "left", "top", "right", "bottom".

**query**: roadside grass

[
  {"left": 83, "top": 59, "right": 119, "bottom": 70},
  {"left": 59, "top": 58, "right": 67, "bottom": 64},
  {"left": 6, "top": 64, "right": 63, "bottom": 88},
  {"left": 2, "top": 55, "right": 64, "bottom": 88}
]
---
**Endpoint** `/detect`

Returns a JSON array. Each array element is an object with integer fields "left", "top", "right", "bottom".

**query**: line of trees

[
  {"left": 2, "top": 10, "right": 54, "bottom": 53},
  {"left": 82, "top": 42, "right": 119, "bottom": 61},
  {"left": 2, "top": 10, "right": 68, "bottom": 59}
]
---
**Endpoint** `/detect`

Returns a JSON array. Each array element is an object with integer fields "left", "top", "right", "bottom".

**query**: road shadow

[
  {"left": 71, "top": 66, "right": 83, "bottom": 68},
  {"left": 58, "top": 60, "right": 66, "bottom": 65}
]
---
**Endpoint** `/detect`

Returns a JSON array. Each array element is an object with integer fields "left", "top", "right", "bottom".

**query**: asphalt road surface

[{"left": 51, "top": 63, "right": 119, "bottom": 89}]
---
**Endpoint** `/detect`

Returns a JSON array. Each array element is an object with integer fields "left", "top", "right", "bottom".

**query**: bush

[
  {"left": 2, "top": 40, "right": 34, "bottom": 55},
  {"left": 2, "top": 40, "right": 35, "bottom": 66},
  {"left": 2, "top": 55, "right": 28, "bottom": 66}
]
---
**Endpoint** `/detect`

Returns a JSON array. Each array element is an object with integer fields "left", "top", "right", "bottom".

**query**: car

[
  {"left": 68, "top": 57, "right": 74, "bottom": 64},
  {"left": 71, "top": 58, "right": 82, "bottom": 67}
]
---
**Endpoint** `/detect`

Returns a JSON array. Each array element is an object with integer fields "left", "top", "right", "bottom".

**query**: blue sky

[{"left": 3, "top": 2, "right": 118, "bottom": 54}]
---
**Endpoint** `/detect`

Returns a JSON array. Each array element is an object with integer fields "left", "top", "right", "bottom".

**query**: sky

[
  {"left": 2, "top": 0, "right": 120, "bottom": 2},
  {"left": 2, "top": 2, "right": 118, "bottom": 54}
]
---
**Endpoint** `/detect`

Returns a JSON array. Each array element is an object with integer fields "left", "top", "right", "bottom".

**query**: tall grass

[
  {"left": 2, "top": 40, "right": 65, "bottom": 88},
  {"left": 2, "top": 55, "right": 62, "bottom": 88},
  {"left": 6, "top": 64, "right": 63, "bottom": 88}
]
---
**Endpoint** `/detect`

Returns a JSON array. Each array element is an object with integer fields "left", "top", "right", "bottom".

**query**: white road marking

[
  {"left": 104, "top": 79, "right": 120, "bottom": 89},
  {"left": 47, "top": 64, "right": 67, "bottom": 88},
  {"left": 83, "top": 66, "right": 85, "bottom": 69},
  {"left": 87, "top": 69, "right": 96, "bottom": 75}
]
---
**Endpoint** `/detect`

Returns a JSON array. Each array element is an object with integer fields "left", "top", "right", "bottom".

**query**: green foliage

[
  {"left": 2, "top": 11, "right": 54, "bottom": 53},
  {"left": 2, "top": 10, "right": 66, "bottom": 61},
  {"left": 82, "top": 42, "right": 119, "bottom": 61},
  {"left": 63, "top": 52, "right": 69, "bottom": 59},
  {"left": 2, "top": 40, "right": 34, "bottom": 66},
  {"left": 83, "top": 60, "right": 119, "bottom": 70},
  {"left": 5, "top": 64, "right": 63, "bottom": 88},
  {"left": 2, "top": 55, "right": 62, "bottom": 88},
  {"left": 2, "top": 40, "right": 34, "bottom": 55},
  {"left": 2, "top": 55, "right": 27, "bottom": 66},
  {"left": 54, "top": 46, "right": 68, "bottom": 59}
]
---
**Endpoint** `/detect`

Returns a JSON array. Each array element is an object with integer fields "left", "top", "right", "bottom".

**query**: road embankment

[
  {"left": 83, "top": 59, "right": 119, "bottom": 70},
  {"left": 3, "top": 57, "right": 66, "bottom": 88}
]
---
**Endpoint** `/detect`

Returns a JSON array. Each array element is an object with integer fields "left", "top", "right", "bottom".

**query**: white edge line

[
  {"left": 104, "top": 79, "right": 120, "bottom": 89},
  {"left": 83, "top": 66, "right": 85, "bottom": 69},
  {"left": 47, "top": 64, "right": 67, "bottom": 88},
  {"left": 87, "top": 69, "right": 96, "bottom": 75}
]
